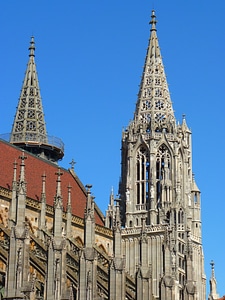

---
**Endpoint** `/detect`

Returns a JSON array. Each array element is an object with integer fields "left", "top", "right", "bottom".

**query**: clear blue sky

[{"left": 0, "top": 1, "right": 224, "bottom": 297}]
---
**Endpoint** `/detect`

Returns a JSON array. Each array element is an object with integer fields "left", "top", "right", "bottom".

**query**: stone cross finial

[{"left": 69, "top": 158, "right": 76, "bottom": 170}]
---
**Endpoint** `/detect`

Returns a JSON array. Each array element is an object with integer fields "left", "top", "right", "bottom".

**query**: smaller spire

[
  {"left": 19, "top": 150, "right": 27, "bottom": 183},
  {"left": 210, "top": 260, "right": 215, "bottom": 278},
  {"left": 114, "top": 196, "right": 121, "bottom": 229},
  {"left": 209, "top": 260, "right": 220, "bottom": 299},
  {"left": 67, "top": 184, "right": 72, "bottom": 213},
  {"left": 55, "top": 168, "right": 63, "bottom": 197},
  {"left": 150, "top": 10, "right": 157, "bottom": 31},
  {"left": 9, "top": 160, "right": 18, "bottom": 228},
  {"left": 13, "top": 160, "right": 18, "bottom": 183},
  {"left": 85, "top": 184, "right": 93, "bottom": 211},
  {"left": 39, "top": 172, "right": 47, "bottom": 240},
  {"left": 66, "top": 184, "right": 72, "bottom": 238},
  {"left": 41, "top": 172, "right": 46, "bottom": 195},
  {"left": 10, "top": 36, "right": 64, "bottom": 162},
  {"left": 29, "top": 36, "right": 35, "bottom": 57}
]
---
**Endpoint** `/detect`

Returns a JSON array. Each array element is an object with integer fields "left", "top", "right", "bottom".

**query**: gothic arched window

[
  {"left": 136, "top": 146, "right": 150, "bottom": 210},
  {"left": 178, "top": 208, "right": 184, "bottom": 224},
  {"left": 156, "top": 145, "right": 171, "bottom": 205}
]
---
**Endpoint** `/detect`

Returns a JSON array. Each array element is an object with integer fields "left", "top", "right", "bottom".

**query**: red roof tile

[{"left": 0, "top": 139, "right": 104, "bottom": 225}]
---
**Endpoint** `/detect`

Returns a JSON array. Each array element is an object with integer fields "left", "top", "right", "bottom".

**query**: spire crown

[
  {"left": 150, "top": 10, "right": 157, "bottom": 31},
  {"left": 29, "top": 36, "right": 35, "bottom": 57}
]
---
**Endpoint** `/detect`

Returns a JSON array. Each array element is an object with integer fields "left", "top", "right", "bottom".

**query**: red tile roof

[{"left": 0, "top": 139, "right": 104, "bottom": 225}]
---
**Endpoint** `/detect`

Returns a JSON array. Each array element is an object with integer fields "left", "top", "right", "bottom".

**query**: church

[{"left": 0, "top": 10, "right": 222, "bottom": 300}]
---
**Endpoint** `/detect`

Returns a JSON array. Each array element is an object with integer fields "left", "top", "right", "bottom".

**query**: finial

[
  {"left": 210, "top": 260, "right": 215, "bottom": 278},
  {"left": 29, "top": 36, "right": 35, "bottom": 57},
  {"left": 85, "top": 184, "right": 92, "bottom": 194},
  {"left": 41, "top": 172, "right": 46, "bottom": 194},
  {"left": 18, "top": 151, "right": 27, "bottom": 184},
  {"left": 55, "top": 168, "right": 63, "bottom": 178},
  {"left": 210, "top": 260, "right": 215, "bottom": 269},
  {"left": 150, "top": 10, "right": 157, "bottom": 31},
  {"left": 115, "top": 195, "right": 121, "bottom": 206},
  {"left": 55, "top": 168, "right": 63, "bottom": 196},
  {"left": 67, "top": 184, "right": 72, "bottom": 210},
  {"left": 13, "top": 160, "right": 18, "bottom": 181},
  {"left": 19, "top": 150, "right": 27, "bottom": 167},
  {"left": 69, "top": 158, "right": 76, "bottom": 170}
]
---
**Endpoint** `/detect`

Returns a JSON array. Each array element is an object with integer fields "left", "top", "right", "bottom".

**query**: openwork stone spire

[
  {"left": 134, "top": 10, "right": 175, "bottom": 133},
  {"left": 10, "top": 37, "right": 64, "bottom": 162},
  {"left": 10, "top": 37, "right": 47, "bottom": 145}
]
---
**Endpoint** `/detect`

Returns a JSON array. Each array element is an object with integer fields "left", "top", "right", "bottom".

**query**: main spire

[
  {"left": 134, "top": 10, "right": 175, "bottom": 133},
  {"left": 10, "top": 37, "right": 64, "bottom": 162}
]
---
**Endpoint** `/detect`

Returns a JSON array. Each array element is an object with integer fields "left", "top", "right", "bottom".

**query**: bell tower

[
  {"left": 119, "top": 11, "right": 177, "bottom": 228},
  {"left": 119, "top": 10, "right": 206, "bottom": 299}
]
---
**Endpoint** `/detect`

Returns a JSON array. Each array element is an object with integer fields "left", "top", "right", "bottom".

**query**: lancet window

[
  {"left": 156, "top": 145, "right": 171, "bottom": 205},
  {"left": 178, "top": 208, "right": 184, "bottom": 224},
  {"left": 136, "top": 146, "right": 150, "bottom": 210}
]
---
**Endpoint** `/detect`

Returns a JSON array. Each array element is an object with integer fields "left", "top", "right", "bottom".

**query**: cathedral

[{"left": 0, "top": 10, "right": 222, "bottom": 300}]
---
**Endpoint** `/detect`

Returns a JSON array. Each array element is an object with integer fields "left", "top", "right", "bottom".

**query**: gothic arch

[
  {"left": 135, "top": 144, "right": 150, "bottom": 210},
  {"left": 156, "top": 144, "right": 172, "bottom": 181},
  {"left": 178, "top": 207, "right": 184, "bottom": 224},
  {"left": 75, "top": 236, "right": 84, "bottom": 247},
  {"left": 98, "top": 244, "right": 107, "bottom": 254}
]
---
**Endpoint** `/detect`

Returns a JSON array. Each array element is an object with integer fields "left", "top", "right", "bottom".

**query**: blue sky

[{"left": 0, "top": 0, "right": 224, "bottom": 296}]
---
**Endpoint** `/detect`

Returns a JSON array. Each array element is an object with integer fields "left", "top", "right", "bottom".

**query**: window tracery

[
  {"left": 136, "top": 146, "right": 150, "bottom": 210},
  {"left": 142, "top": 100, "right": 151, "bottom": 111},
  {"left": 27, "top": 109, "right": 35, "bottom": 119},
  {"left": 28, "top": 98, "right": 35, "bottom": 108},
  {"left": 26, "top": 121, "right": 36, "bottom": 131},
  {"left": 18, "top": 110, "right": 25, "bottom": 120},
  {"left": 15, "top": 121, "right": 23, "bottom": 132},
  {"left": 20, "top": 98, "right": 26, "bottom": 109}
]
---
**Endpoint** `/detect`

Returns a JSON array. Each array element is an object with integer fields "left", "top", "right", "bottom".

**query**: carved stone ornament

[
  {"left": 84, "top": 247, "right": 95, "bottom": 261},
  {"left": 163, "top": 275, "right": 174, "bottom": 288},
  {"left": 185, "top": 281, "right": 196, "bottom": 295}
]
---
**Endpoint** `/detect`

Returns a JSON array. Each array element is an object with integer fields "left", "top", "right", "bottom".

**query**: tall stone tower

[{"left": 118, "top": 10, "right": 206, "bottom": 299}]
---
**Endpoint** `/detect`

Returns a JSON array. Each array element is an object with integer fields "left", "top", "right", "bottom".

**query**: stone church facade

[{"left": 0, "top": 9, "right": 218, "bottom": 300}]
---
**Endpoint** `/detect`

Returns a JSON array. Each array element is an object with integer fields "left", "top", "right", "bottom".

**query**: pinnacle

[
  {"left": 150, "top": 10, "right": 157, "bottom": 31},
  {"left": 29, "top": 36, "right": 35, "bottom": 57}
]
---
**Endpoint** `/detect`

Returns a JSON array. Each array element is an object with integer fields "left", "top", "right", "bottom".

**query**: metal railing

[{"left": 0, "top": 133, "right": 64, "bottom": 153}]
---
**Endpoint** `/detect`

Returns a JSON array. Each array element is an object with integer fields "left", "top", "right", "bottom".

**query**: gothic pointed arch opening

[
  {"left": 75, "top": 236, "right": 83, "bottom": 247},
  {"left": 156, "top": 144, "right": 172, "bottom": 209},
  {"left": 136, "top": 145, "right": 150, "bottom": 211}
]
